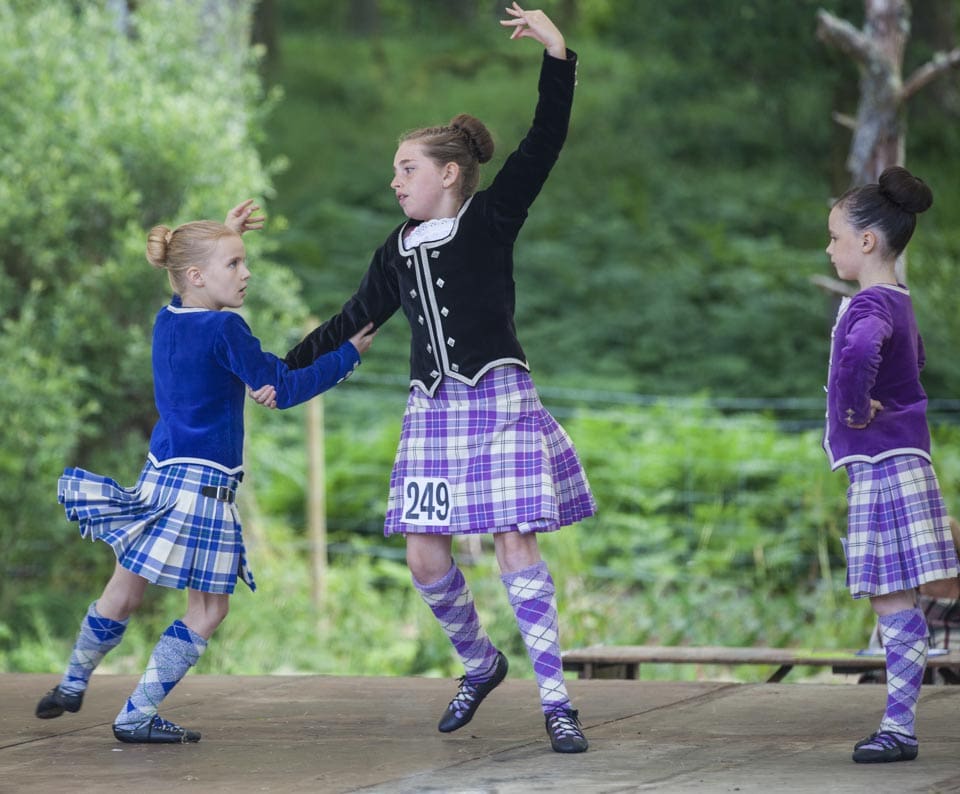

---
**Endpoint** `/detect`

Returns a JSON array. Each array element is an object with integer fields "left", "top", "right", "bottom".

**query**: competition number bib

[{"left": 402, "top": 477, "right": 451, "bottom": 526}]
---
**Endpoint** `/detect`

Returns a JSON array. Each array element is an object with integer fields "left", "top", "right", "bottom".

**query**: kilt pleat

[
  {"left": 844, "top": 455, "right": 958, "bottom": 598},
  {"left": 384, "top": 367, "right": 596, "bottom": 536},
  {"left": 58, "top": 462, "right": 255, "bottom": 594}
]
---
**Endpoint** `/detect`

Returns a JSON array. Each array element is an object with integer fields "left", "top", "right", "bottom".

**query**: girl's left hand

[
  {"left": 500, "top": 3, "right": 566, "bottom": 59},
  {"left": 847, "top": 398, "right": 884, "bottom": 429},
  {"left": 225, "top": 199, "right": 265, "bottom": 235},
  {"left": 248, "top": 384, "right": 277, "bottom": 409}
]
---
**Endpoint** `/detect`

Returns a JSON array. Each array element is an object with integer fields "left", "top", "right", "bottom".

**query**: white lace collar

[{"left": 403, "top": 217, "right": 456, "bottom": 248}]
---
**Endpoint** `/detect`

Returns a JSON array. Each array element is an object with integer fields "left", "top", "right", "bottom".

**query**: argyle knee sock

[
  {"left": 877, "top": 607, "right": 927, "bottom": 740},
  {"left": 59, "top": 601, "right": 129, "bottom": 695},
  {"left": 414, "top": 562, "right": 499, "bottom": 680},
  {"left": 114, "top": 620, "right": 207, "bottom": 728},
  {"left": 502, "top": 561, "right": 570, "bottom": 713}
]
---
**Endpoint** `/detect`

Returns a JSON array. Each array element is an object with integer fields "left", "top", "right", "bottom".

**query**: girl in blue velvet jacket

[{"left": 35, "top": 201, "right": 375, "bottom": 744}]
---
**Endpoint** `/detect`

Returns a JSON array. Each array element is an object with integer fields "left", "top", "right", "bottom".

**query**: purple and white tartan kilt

[
  {"left": 58, "top": 461, "right": 255, "bottom": 594},
  {"left": 843, "top": 455, "right": 958, "bottom": 598},
  {"left": 384, "top": 367, "right": 597, "bottom": 536}
]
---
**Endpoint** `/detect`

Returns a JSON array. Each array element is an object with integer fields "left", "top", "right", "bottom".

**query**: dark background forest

[{"left": 1, "top": 0, "right": 958, "bottom": 680}]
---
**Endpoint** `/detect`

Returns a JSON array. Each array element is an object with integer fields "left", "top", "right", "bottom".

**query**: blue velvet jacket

[
  {"left": 149, "top": 295, "right": 360, "bottom": 474},
  {"left": 283, "top": 50, "right": 577, "bottom": 396}
]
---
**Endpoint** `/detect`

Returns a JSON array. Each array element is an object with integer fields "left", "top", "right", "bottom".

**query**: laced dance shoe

[{"left": 437, "top": 651, "right": 508, "bottom": 733}]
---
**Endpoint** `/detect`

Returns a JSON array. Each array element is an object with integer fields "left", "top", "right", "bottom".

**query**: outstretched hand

[
  {"left": 500, "top": 3, "right": 566, "bottom": 60},
  {"left": 349, "top": 322, "right": 377, "bottom": 356},
  {"left": 225, "top": 199, "right": 265, "bottom": 235},
  {"left": 246, "top": 322, "right": 376, "bottom": 411},
  {"left": 248, "top": 384, "right": 277, "bottom": 410}
]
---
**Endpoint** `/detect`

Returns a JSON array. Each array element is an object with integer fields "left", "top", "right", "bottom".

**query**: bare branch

[
  {"left": 809, "top": 273, "right": 856, "bottom": 298},
  {"left": 816, "top": 9, "right": 872, "bottom": 64},
  {"left": 902, "top": 48, "right": 960, "bottom": 101},
  {"left": 831, "top": 111, "right": 857, "bottom": 130}
]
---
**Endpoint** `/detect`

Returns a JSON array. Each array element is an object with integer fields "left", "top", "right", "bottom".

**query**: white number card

[{"left": 402, "top": 477, "right": 451, "bottom": 526}]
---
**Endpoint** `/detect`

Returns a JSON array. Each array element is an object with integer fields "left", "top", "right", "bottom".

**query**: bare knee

[
  {"left": 494, "top": 531, "right": 542, "bottom": 574},
  {"left": 97, "top": 565, "right": 149, "bottom": 620},
  {"left": 870, "top": 589, "right": 917, "bottom": 617},
  {"left": 184, "top": 593, "right": 230, "bottom": 639},
  {"left": 406, "top": 535, "right": 454, "bottom": 585}
]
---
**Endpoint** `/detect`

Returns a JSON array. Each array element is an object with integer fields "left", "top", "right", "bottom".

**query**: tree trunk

[{"left": 816, "top": 0, "right": 960, "bottom": 284}]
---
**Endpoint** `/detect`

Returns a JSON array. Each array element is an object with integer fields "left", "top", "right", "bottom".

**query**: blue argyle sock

[
  {"left": 60, "top": 602, "right": 129, "bottom": 695},
  {"left": 114, "top": 620, "right": 207, "bottom": 728}
]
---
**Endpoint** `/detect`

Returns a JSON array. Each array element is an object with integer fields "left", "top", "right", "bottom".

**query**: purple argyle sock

[
  {"left": 502, "top": 561, "right": 570, "bottom": 713},
  {"left": 114, "top": 620, "right": 207, "bottom": 728},
  {"left": 877, "top": 607, "right": 927, "bottom": 740},
  {"left": 414, "top": 562, "right": 499, "bottom": 680},
  {"left": 60, "top": 601, "right": 129, "bottom": 695}
]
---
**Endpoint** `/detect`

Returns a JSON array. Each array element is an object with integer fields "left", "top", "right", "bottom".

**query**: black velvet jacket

[{"left": 284, "top": 49, "right": 577, "bottom": 396}]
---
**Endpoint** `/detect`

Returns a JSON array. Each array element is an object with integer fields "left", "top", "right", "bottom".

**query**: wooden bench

[{"left": 561, "top": 645, "right": 960, "bottom": 683}]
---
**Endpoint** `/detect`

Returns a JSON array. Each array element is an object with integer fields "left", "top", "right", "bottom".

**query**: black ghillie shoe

[
  {"left": 437, "top": 651, "right": 508, "bottom": 733},
  {"left": 545, "top": 706, "right": 589, "bottom": 753},
  {"left": 112, "top": 715, "right": 201, "bottom": 744},
  {"left": 852, "top": 730, "right": 918, "bottom": 763},
  {"left": 36, "top": 686, "right": 84, "bottom": 719}
]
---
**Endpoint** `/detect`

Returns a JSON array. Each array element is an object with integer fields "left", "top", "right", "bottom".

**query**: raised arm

[{"left": 484, "top": 6, "right": 576, "bottom": 239}]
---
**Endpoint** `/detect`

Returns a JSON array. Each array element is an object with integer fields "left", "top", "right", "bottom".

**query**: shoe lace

[
  {"left": 863, "top": 730, "right": 914, "bottom": 750},
  {"left": 547, "top": 707, "right": 584, "bottom": 739},
  {"left": 152, "top": 716, "right": 182, "bottom": 732},
  {"left": 447, "top": 677, "right": 480, "bottom": 714}
]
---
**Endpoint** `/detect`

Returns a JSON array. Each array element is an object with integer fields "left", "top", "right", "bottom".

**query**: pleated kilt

[
  {"left": 58, "top": 461, "right": 255, "bottom": 594},
  {"left": 384, "top": 366, "right": 596, "bottom": 536},
  {"left": 844, "top": 455, "right": 958, "bottom": 598}
]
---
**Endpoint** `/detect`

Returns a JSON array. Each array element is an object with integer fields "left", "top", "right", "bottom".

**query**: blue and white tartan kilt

[
  {"left": 58, "top": 461, "right": 255, "bottom": 594},
  {"left": 844, "top": 455, "right": 958, "bottom": 599},
  {"left": 383, "top": 367, "right": 597, "bottom": 536}
]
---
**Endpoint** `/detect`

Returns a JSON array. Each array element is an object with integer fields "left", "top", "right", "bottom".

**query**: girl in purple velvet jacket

[
  {"left": 824, "top": 166, "right": 958, "bottom": 764},
  {"left": 36, "top": 202, "right": 374, "bottom": 745}
]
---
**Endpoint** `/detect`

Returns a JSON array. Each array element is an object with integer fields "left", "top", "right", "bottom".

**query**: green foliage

[
  {"left": 0, "top": 0, "right": 298, "bottom": 622},
  {"left": 16, "top": 398, "right": 954, "bottom": 682},
  {"left": 3, "top": 0, "right": 960, "bottom": 683},
  {"left": 260, "top": 5, "right": 960, "bottom": 399}
]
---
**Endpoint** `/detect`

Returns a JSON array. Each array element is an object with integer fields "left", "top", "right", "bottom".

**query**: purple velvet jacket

[{"left": 822, "top": 284, "right": 931, "bottom": 470}]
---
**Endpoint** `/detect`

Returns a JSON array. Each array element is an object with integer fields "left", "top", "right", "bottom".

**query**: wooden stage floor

[{"left": 2, "top": 673, "right": 958, "bottom": 792}]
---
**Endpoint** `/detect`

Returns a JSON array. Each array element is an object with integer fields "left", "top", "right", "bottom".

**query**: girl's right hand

[
  {"left": 349, "top": 322, "right": 377, "bottom": 356},
  {"left": 225, "top": 199, "right": 265, "bottom": 235}
]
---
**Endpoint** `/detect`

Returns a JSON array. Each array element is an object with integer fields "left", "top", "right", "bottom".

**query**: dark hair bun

[
  {"left": 879, "top": 166, "right": 933, "bottom": 214},
  {"left": 450, "top": 113, "right": 494, "bottom": 164}
]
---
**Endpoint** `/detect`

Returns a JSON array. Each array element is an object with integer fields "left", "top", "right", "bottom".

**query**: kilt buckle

[{"left": 201, "top": 485, "right": 235, "bottom": 503}]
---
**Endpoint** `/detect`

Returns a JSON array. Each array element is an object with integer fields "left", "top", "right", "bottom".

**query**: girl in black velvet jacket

[{"left": 261, "top": 4, "right": 594, "bottom": 753}]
